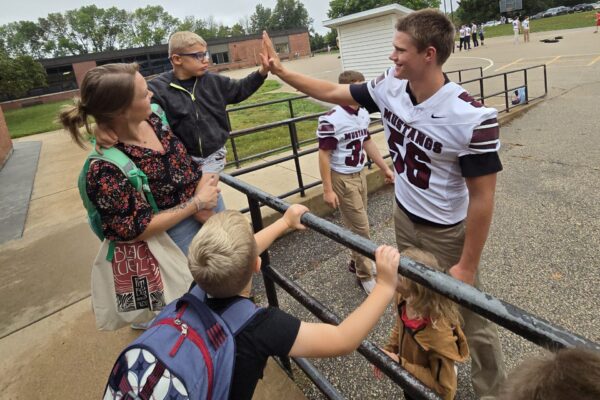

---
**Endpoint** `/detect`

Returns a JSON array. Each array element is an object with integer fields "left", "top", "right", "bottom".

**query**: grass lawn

[
  {"left": 226, "top": 80, "right": 327, "bottom": 162},
  {"left": 5, "top": 99, "right": 74, "bottom": 138},
  {"left": 481, "top": 10, "right": 598, "bottom": 39}
]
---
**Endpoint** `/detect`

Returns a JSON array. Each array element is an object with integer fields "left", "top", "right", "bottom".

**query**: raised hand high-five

[{"left": 261, "top": 31, "right": 284, "bottom": 76}]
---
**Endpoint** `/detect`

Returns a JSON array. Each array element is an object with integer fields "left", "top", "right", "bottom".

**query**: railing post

[
  {"left": 288, "top": 99, "right": 295, "bottom": 119},
  {"left": 524, "top": 69, "right": 529, "bottom": 104},
  {"left": 543, "top": 64, "right": 548, "bottom": 96},
  {"left": 289, "top": 122, "right": 306, "bottom": 197},
  {"left": 247, "top": 196, "right": 293, "bottom": 374},
  {"left": 226, "top": 112, "right": 241, "bottom": 168},
  {"left": 504, "top": 73, "right": 509, "bottom": 112},
  {"left": 479, "top": 77, "right": 485, "bottom": 105}
]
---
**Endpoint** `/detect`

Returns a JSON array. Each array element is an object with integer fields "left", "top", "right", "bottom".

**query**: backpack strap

[
  {"left": 79, "top": 142, "right": 159, "bottom": 261},
  {"left": 151, "top": 103, "right": 170, "bottom": 129},
  {"left": 220, "top": 297, "right": 261, "bottom": 336},
  {"left": 87, "top": 146, "right": 159, "bottom": 213}
]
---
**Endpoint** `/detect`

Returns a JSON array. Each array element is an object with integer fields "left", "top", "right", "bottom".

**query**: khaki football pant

[{"left": 331, "top": 170, "right": 373, "bottom": 281}]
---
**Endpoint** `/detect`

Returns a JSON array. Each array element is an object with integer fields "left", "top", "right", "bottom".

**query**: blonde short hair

[
  {"left": 400, "top": 247, "right": 461, "bottom": 327},
  {"left": 168, "top": 31, "right": 207, "bottom": 56},
  {"left": 188, "top": 210, "right": 257, "bottom": 298}
]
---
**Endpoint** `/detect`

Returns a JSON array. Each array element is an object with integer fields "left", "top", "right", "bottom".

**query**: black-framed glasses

[{"left": 177, "top": 51, "right": 210, "bottom": 61}]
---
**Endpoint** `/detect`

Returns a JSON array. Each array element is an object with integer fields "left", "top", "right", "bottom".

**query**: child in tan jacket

[{"left": 375, "top": 247, "right": 469, "bottom": 400}]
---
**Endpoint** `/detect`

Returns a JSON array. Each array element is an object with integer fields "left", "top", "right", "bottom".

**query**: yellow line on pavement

[
  {"left": 587, "top": 55, "right": 600, "bottom": 66},
  {"left": 494, "top": 58, "right": 524, "bottom": 72},
  {"left": 546, "top": 56, "right": 562, "bottom": 65}
]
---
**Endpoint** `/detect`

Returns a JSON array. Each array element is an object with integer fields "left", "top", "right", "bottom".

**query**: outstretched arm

[
  {"left": 261, "top": 31, "right": 357, "bottom": 106},
  {"left": 289, "top": 246, "right": 399, "bottom": 357},
  {"left": 449, "top": 173, "right": 497, "bottom": 285}
]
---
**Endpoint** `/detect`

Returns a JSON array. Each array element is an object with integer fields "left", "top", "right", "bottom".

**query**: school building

[{"left": 0, "top": 28, "right": 311, "bottom": 111}]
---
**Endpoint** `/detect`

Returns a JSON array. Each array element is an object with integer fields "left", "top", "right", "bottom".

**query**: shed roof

[{"left": 323, "top": 4, "right": 413, "bottom": 28}]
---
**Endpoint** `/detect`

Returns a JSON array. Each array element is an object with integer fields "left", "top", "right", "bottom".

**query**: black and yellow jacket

[
  {"left": 149, "top": 70, "right": 266, "bottom": 157},
  {"left": 384, "top": 295, "right": 469, "bottom": 400}
]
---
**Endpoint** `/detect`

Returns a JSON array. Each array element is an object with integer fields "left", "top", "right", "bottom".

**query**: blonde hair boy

[
  {"left": 136, "top": 203, "right": 402, "bottom": 398},
  {"left": 168, "top": 31, "right": 207, "bottom": 57},
  {"left": 188, "top": 210, "right": 257, "bottom": 298}
]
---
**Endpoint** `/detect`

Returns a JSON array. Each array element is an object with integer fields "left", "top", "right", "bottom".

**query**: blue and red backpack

[{"left": 104, "top": 284, "right": 261, "bottom": 399}]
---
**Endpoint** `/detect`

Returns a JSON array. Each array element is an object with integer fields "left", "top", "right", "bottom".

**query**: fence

[
  {"left": 224, "top": 64, "right": 547, "bottom": 208},
  {"left": 220, "top": 173, "right": 600, "bottom": 399}
]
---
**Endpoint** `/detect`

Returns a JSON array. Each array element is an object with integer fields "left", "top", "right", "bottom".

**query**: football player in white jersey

[
  {"left": 317, "top": 70, "right": 394, "bottom": 294},
  {"left": 261, "top": 9, "right": 506, "bottom": 398}
]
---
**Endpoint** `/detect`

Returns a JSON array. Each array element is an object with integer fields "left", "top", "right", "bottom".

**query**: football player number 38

[{"left": 387, "top": 127, "right": 431, "bottom": 189}]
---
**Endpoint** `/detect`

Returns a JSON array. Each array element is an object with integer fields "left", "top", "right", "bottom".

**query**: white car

[{"left": 593, "top": 2, "right": 600, "bottom": 9}]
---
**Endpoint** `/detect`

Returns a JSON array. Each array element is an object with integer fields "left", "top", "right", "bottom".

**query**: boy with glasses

[{"left": 96, "top": 31, "right": 268, "bottom": 221}]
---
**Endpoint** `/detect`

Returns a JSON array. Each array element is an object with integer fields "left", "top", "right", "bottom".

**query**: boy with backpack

[
  {"left": 317, "top": 70, "right": 394, "bottom": 294},
  {"left": 104, "top": 205, "right": 400, "bottom": 399}
]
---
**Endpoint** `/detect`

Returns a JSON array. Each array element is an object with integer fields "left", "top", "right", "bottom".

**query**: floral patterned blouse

[{"left": 86, "top": 114, "right": 201, "bottom": 242}]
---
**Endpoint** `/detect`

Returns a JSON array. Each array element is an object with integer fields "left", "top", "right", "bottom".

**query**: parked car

[
  {"left": 531, "top": 11, "right": 545, "bottom": 19},
  {"left": 572, "top": 3, "right": 595, "bottom": 11},
  {"left": 543, "top": 6, "right": 571, "bottom": 17},
  {"left": 483, "top": 20, "right": 501, "bottom": 27},
  {"left": 593, "top": 2, "right": 600, "bottom": 9}
]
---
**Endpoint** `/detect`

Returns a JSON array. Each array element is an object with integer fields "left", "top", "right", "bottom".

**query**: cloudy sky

[{"left": 1, "top": 1, "right": 461, "bottom": 34}]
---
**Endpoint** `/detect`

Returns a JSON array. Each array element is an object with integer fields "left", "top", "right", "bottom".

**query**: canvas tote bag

[{"left": 91, "top": 231, "right": 193, "bottom": 330}]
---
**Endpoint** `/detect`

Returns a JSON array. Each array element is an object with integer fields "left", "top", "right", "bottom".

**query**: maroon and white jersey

[
  {"left": 351, "top": 67, "right": 501, "bottom": 225},
  {"left": 317, "top": 105, "right": 371, "bottom": 174}
]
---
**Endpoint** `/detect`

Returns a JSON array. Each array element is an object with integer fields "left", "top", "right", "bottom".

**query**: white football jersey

[
  {"left": 522, "top": 19, "right": 529, "bottom": 29},
  {"left": 366, "top": 68, "right": 500, "bottom": 224},
  {"left": 316, "top": 106, "right": 371, "bottom": 174}
]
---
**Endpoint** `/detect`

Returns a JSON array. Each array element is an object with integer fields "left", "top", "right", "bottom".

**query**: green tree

[
  {"left": 310, "top": 32, "right": 325, "bottom": 51},
  {"left": 250, "top": 4, "right": 273, "bottom": 33},
  {"left": 37, "top": 13, "right": 82, "bottom": 57},
  {"left": 0, "top": 53, "right": 47, "bottom": 97},
  {"left": 328, "top": 0, "right": 440, "bottom": 19},
  {"left": 230, "top": 23, "right": 246, "bottom": 36},
  {"left": 0, "top": 21, "right": 46, "bottom": 58},
  {"left": 271, "top": 0, "right": 313, "bottom": 30},
  {"left": 125, "top": 6, "right": 179, "bottom": 47}
]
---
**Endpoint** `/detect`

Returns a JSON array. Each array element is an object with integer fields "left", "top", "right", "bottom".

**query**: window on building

[
  {"left": 211, "top": 52, "right": 230, "bottom": 64},
  {"left": 273, "top": 36, "right": 290, "bottom": 55},
  {"left": 209, "top": 43, "right": 230, "bottom": 65}
]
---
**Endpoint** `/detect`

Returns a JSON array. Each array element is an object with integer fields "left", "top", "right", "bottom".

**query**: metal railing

[
  {"left": 223, "top": 64, "right": 547, "bottom": 210},
  {"left": 459, "top": 64, "right": 547, "bottom": 113},
  {"left": 220, "top": 173, "right": 599, "bottom": 399}
]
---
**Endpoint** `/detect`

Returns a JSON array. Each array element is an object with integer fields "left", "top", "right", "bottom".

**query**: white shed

[{"left": 323, "top": 4, "right": 413, "bottom": 80}]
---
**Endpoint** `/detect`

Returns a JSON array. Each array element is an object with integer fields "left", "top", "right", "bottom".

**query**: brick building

[{"left": 1, "top": 28, "right": 311, "bottom": 111}]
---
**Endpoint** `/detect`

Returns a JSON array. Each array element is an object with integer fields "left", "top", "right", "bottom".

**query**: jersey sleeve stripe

[
  {"left": 318, "top": 137, "right": 338, "bottom": 150},
  {"left": 469, "top": 141, "right": 499, "bottom": 150},
  {"left": 471, "top": 126, "right": 499, "bottom": 143},
  {"left": 317, "top": 123, "right": 335, "bottom": 132}
]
